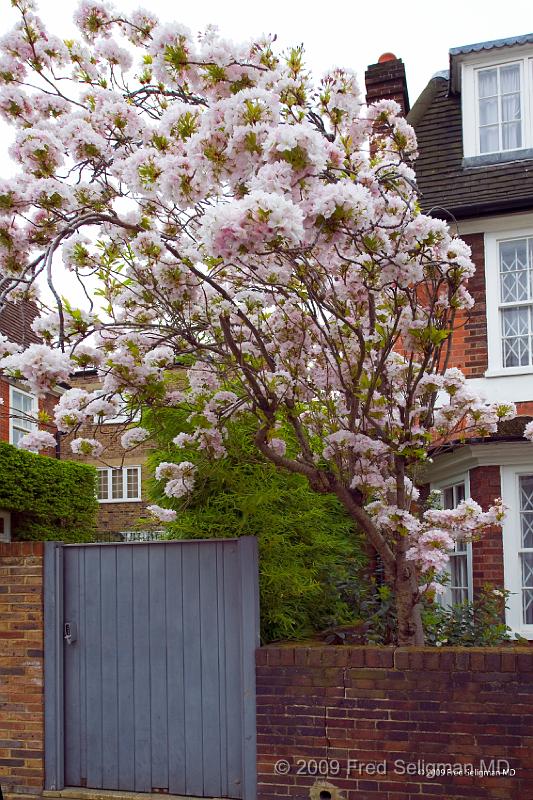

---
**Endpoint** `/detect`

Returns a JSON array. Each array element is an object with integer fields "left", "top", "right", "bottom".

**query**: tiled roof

[
  {"left": 0, "top": 301, "right": 41, "bottom": 347},
  {"left": 408, "top": 76, "right": 533, "bottom": 219},
  {"left": 449, "top": 33, "right": 533, "bottom": 57}
]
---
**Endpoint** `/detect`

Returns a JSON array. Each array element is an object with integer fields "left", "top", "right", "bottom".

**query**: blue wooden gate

[{"left": 44, "top": 538, "right": 259, "bottom": 799}]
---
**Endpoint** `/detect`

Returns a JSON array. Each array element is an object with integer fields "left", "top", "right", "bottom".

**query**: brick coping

[{"left": 256, "top": 643, "right": 533, "bottom": 671}]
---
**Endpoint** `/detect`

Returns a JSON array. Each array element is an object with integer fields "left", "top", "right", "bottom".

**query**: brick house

[
  {"left": 65, "top": 370, "right": 154, "bottom": 538},
  {"left": 366, "top": 36, "right": 533, "bottom": 638},
  {"left": 0, "top": 300, "right": 60, "bottom": 542}
]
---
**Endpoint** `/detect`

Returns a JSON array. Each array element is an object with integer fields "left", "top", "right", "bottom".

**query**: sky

[
  {"left": 1, "top": 0, "right": 532, "bottom": 306},
  {"left": 2, "top": 0, "right": 533, "bottom": 107}
]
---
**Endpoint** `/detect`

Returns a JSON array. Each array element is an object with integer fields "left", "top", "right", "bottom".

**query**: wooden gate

[{"left": 44, "top": 538, "right": 259, "bottom": 799}]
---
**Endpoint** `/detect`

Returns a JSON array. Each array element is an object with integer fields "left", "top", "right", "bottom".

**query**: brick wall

[
  {"left": 365, "top": 58, "right": 410, "bottom": 115},
  {"left": 0, "top": 542, "right": 44, "bottom": 798},
  {"left": 469, "top": 466, "right": 505, "bottom": 591},
  {"left": 445, "top": 233, "right": 488, "bottom": 379},
  {"left": 63, "top": 373, "right": 154, "bottom": 534},
  {"left": 0, "top": 379, "right": 9, "bottom": 442},
  {"left": 65, "top": 420, "right": 153, "bottom": 534},
  {"left": 256, "top": 645, "right": 533, "bottom": 800}
]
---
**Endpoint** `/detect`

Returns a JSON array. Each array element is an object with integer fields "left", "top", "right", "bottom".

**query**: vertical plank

[
  {"left": 79, "top": 548, "right": 87, "bottom": 787},
  {"left": 216, "top": 543, "right": 228, "bottom": 797},
  {"left": 63, "top": 547, "right": 81, "bottom": 787},
  {"left": 149, "top": 545, "right": 169, "bottom": 790},
  {"left": 116, "top": 546, "right": 135, "bottom": 790},
  {"left": 223, "top": 541, "right": 244, "bottom": 798},
  {"left": 238, "top": 537, "right": 260, "bottom": 800},
  {"left": 165, "top": 543, "right": 186, "bottom": 795},
  {"left": 84, "top": 547, "right": 103, "bottom": 788},
  {"left": 44, "top": 542, "right": 64, "bottom": 791},
  {"left": 132, "top": 545, "right": 151, "bottom": 792},
  {"left": 199, "top": 543, "right": 222, "bottom": 797},
  {"left": 181, "top": 543, "right": 204, "bottom": 796},
  {"left": 100, "top": 546, "right": 119, "bottom": 789}
]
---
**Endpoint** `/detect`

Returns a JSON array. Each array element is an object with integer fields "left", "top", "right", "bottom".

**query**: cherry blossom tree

[{"left": 0, "top": 0, "right": 515, "bottom": 644}]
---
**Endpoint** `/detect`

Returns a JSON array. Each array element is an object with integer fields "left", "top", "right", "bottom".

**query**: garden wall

[
  {"left": 0, "top": 542, "right": 45, "bottom": 798},
  {"left": 256, "top": 645, "right": 533, "bottom": 800}
]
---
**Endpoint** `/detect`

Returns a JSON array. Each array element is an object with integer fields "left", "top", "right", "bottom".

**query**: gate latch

[{"left": 64, "top": 621, "right": 77, "bottom": 645}]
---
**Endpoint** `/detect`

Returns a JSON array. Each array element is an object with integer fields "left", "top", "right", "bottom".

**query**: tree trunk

[{"left": 394, "top": 555, "right": 425, "bottom": 646}]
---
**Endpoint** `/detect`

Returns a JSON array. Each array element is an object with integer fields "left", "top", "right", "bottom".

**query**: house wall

[
  {"left": 256, "top": 645, "right": 533, "bottom": 800},
  {"left": 0, "top": 378, "right": 9, "bottom": 442},
  {"left": 64, "top": 422, "right": 153, "bottom": 535},
  {"left": 0, "top": 542, "right": 45, "bottom": 798},
  {"left": 63, "top": 373, "right": 154, "bottom": 535},
  {"left": 469, "top": 466, "right": 505, "bottom": 591}
]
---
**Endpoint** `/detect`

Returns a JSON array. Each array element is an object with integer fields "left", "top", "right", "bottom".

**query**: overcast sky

[
  {"left": 2, "top": 0, "right": 533, "bottom": 107},
  {"left": 1, "top": 1, "right": 532, "bottom": 308}
]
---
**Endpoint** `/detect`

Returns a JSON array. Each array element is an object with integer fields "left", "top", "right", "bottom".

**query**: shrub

[
  {"left": 326, "top": 576, "right": 516, "bottom": 646},
  {"left": 144, "top": 408, "right": 367, "bottom": 643},
  {"left": 0, "top": 441, "right": 98, "bottom": 542},
  {"left": 422, "top": 586, "right": 515, "bottom": 646}
]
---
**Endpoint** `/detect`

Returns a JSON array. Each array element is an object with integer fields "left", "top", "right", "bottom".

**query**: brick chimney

[{"left": 365, "top": 53, "right": 410, "bottom": 115}]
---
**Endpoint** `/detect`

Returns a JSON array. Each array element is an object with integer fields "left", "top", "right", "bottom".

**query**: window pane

[
  {"left": 522, "top": 553, "right": 533, "bottom": 624},
  {"left": 502, "top": 333, "right": 530, "bottom": 367},
  {"left": 97, "top": 470, "right": 109, "bottom": 500},
  {"left": 111, "top": 469, "right": 123, "bottom": 499},
  {"left": 11, "top": 427, "right": 26, "bottom": 447},
  {"left": 126, "top": 467, "right": 139, "bottom": 499},
  {"left": 500, "top": 238, "right": 528, "bottom": 273},
  {"left": 502, "top": 121, "right": 522, "bottom": 150},
  {"left": 500, "top": 63, "right": 520, "bottom": 94},
  {"left": 479, "top": 97, "right": 498, "bottom": 125},
  {"left": 478, "top": 68, "right": 498, "bottom": 98},
  {"left": 501, "top": 93, "right": 521, "bottom": 123},
  {"left": 11, "top": 390, "right": 34, "bottom": 431},
  {"left": 520, "top": 476, "right": 533, "bottom": 547},
  {"left": 480, "top": 125, "right": 499, "bottom": 153},
  {"left": 455, "top": 537, "right": 467, "bottom": 554},
  {"left": 442, "top": 487, "right": 454, "bottom": 509},
  {"left": 455, "top": 483, "right": 465, "bottom": 505},
  {"left": 502, "top": 306, "right": 529, "bottom": 336}
]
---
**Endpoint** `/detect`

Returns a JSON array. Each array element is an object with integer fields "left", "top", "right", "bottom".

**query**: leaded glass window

[
  {"left": 519, "top": 475, "right": 533, "bottom": 624},
  {"left": 500, "top": 238, "right": 533, "bottom": 367},
  {"left": 441, "top": 481, "right": 471, "bottom": 606}
]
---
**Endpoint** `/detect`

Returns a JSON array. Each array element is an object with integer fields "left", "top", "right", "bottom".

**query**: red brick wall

[
  {"left": 0, "top": 379, "right": 9, "bottom": 442},
  {"left": 0, "top": 542, "right": 45, "bottom": 797},
  {"left": 469, "top": 466, "right": 505, "bottom": 591},
  {"left": 365, "top": 58, "right": 410, "bottom": 115},
  {"left": 256, "top": 645, "right": 533, "bottom": 800},
  {"left": 445, "top": 233, "right": 488, "bottom": 379}
]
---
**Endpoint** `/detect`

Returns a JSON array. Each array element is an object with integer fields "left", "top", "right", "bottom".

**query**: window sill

[
  {"left": 463, "top": 148, "right": 533, "bottom": 168},
  {"left": 484, "top": 367, "right": 533, "bottom": 378},
  {"left": 97, "top": 498, "right": 143, "bottom": 504}
]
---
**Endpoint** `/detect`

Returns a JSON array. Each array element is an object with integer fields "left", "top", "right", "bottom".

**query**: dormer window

[
  {"left": 457, "top": 41, "right": 533, "bottom": 162},
  {"left": 478, "top": 63, "right": 522, "bottom": 154}
]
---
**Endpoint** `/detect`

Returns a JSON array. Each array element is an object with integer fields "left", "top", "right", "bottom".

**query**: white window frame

[
  {"left": 485, "top": 227, "right": 533, "bottom": 376},
  {"left": 431, "top": 472, "right": 473, "bottom": 607},
  {"left": 0, "top": 510, "right": 11, "bottom": 543},
  {"left": 500, "top": 465, "right": 533, "bottom": 637},
  {"left": 96, "top": 465, "right": 142, "bottom": 503},
  {"left": 461, "top": 49, "right": 533, "bottom": 158},
  {"left": 9, "top": 385, "right": 38, "bottom": 447}
]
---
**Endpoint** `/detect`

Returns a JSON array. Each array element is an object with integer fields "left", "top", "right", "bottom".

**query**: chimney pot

[{"left": 378, "top": 52, "right": 397, "bottom": 63}]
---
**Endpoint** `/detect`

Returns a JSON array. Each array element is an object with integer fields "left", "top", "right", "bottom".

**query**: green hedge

[{"left": 0, "top": 442, "right": 98, "bottom": 541}]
